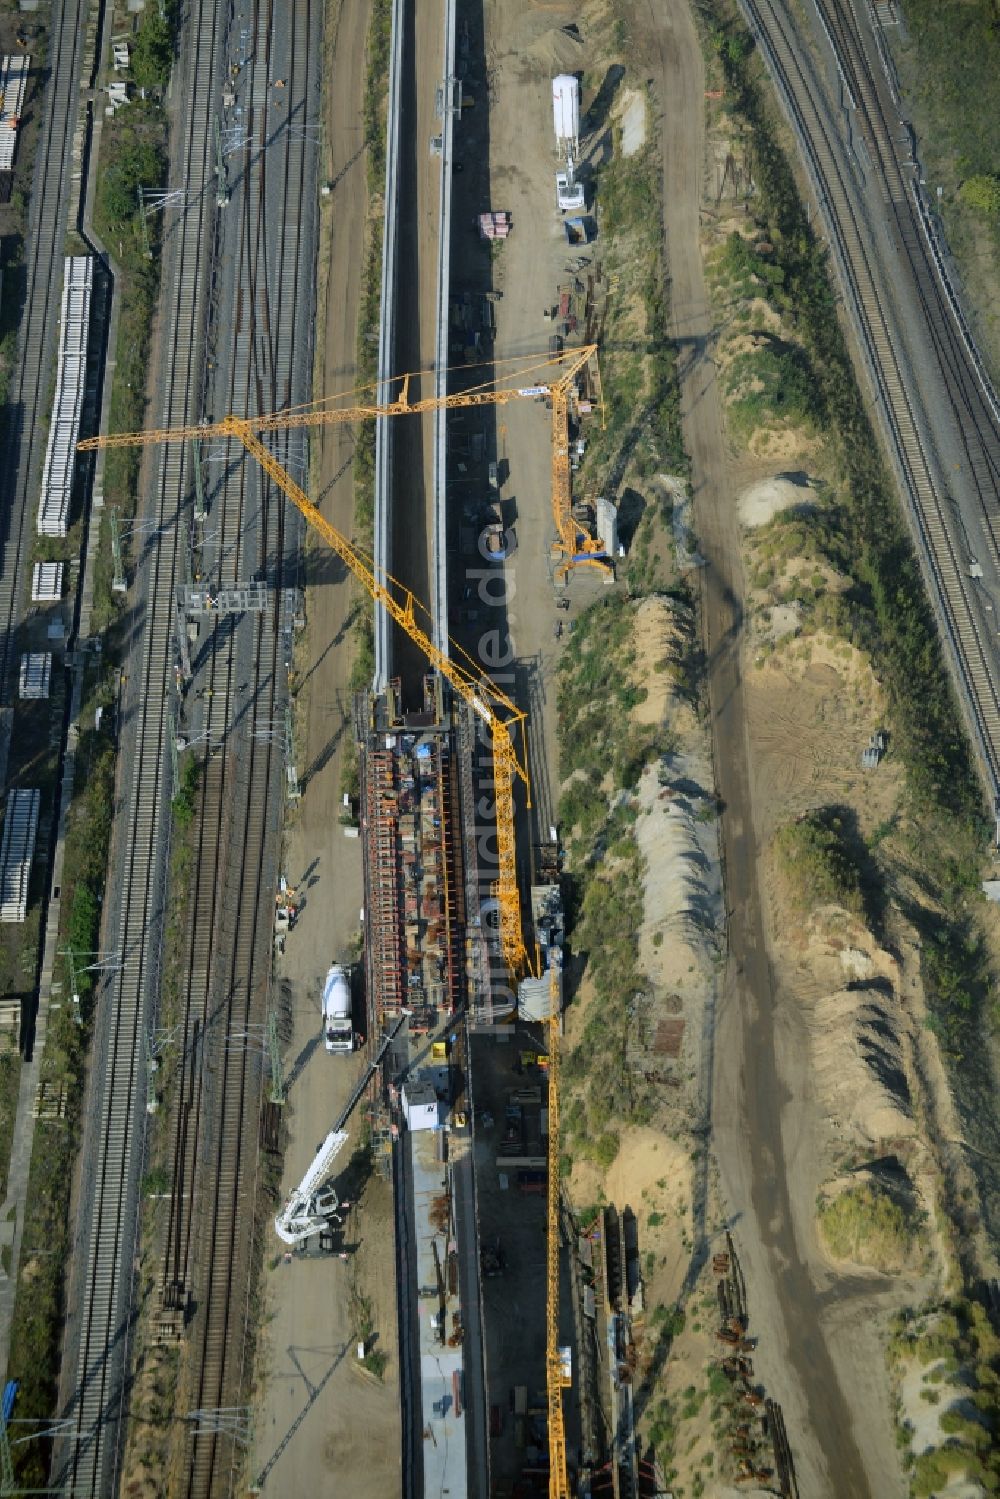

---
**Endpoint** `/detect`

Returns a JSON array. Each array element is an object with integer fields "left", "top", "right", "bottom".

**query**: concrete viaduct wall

[
  {"left": 432, "top": 0, "right": 458, "bottom": 657},
  {"left": 373, "top": 0, "right": 405, "bottom": 691},
  {"left": 373, "top": 0, "right": 456, "bottom": 688}
]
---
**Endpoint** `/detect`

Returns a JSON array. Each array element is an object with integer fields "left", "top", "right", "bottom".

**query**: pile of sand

[
  {"left": 635, "top": 759, "right": 722, "bottom": 1012},
  {"left": 620, "top": 90, "right": 647, "bottom": 156},
  {"left": 655, "top": 473, "right": 703, "bottom": 570},
  {"left": 625, "top": 594, "right": 722, "bottom": 1087},
  {"left": 522, "top": 23, "right": 586, "bottom": 73},
  {"left": 739, "top": 473, "right": 815, "bottom": 529},
  {"left": 812, "top": 982, "right": 914, "bottom": 1143},
  {"left": 792, "top": 918, "right": 914, "bottom": 1146},
  {"left": 630, "top": 593, "right": 697, "bottom": 733}
]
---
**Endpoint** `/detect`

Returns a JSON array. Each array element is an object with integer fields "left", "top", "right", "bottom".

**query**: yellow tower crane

[
  {"left": 79, "top": 344, "right": 591, "bottom": 1493},
  {"left": 245, "top": 427, "right": 534, "bottom": 975},
  {"left": 80, "top": 344, "right": 603, "bottom": 974},
  {"left": 81, "top": 344, "right": 604, "bottom": 572}
]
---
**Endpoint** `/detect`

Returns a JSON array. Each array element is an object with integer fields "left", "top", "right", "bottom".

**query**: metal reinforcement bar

[
  {"left": 37, "top": 256, "right": 94, "bottom": 537},
  {"left": 373, "top": 0, "right": 406, "bottom": 690}
]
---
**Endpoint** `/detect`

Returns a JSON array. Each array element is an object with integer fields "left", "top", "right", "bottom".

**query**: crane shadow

[{"left": 253, "top": 1342, "right": 350, "bottom": 1490}]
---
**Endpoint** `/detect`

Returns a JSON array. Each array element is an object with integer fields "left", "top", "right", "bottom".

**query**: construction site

[
  {"left": 0, "top": 0, "right": 996, "bottom": 1487},
  {"left": 74, "top": 20, "right": 608, "bottom": 1490},
  {"left": 357, "top": 681, "right": 476, "bottom": 1034},
  {"left": 29, "top": 0, "right": 826, "bottom": 1484}
]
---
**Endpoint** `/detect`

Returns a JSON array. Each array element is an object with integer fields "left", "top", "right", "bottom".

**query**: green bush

[
  {"left": 652, "top": 1302, "right": 686, "bottom": 1338},
  {"left": 363, "top": 0, "right": 392, "bottom": 191},
  {"left": 171, "top": 756, "right": 202, "bottom": 829},
  {"left": 817, "top": 1184, "right": 913, "bottom": 1271},
  {"left": 95, "top": 101, "right": 167, "bottom": 231},
  {"left": 773, "top": 808, "right": 863, "bottom": 916},
  {"left": 891, "top": 1297, "right": 1000, "bottom": 1487},
  {"left": 142, "top": 1166, "right": 170, "bottom": 1197},
  {"left": 723, "top": 339, "right": 817, "bottom": 439},
  {"left": 61, "top": 741, "right": 116, "bottom": 1005},
  {"left": 959, "top": 174, "right": 1000, "bottom": 215},
  {"left": 130, "top": 6, "right": 176, "bottom": 92},
  {"left": 901, "top": 1, "right": 1000, "bottom": 193},
  {"left": 593, "top": 1132, "right": 620, "bottom": 1169}
]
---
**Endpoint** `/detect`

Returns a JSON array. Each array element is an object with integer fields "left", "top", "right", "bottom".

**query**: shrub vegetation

[
  {"left": 773, "top": 808, "right": 863, "bottom": 918},
  {"left": 703, "top": 6, "right": 995, "bottom": 1079},
  {"left": 889, "top": 1299, "right": 1000, "bottom": 1494},
  {"left": 817, "top": 1184, "right": 914, "bottom": 1272}
]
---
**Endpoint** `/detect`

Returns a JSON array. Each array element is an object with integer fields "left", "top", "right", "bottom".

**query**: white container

[{"left": 552, "top": 75, "right": 580, "bottom": 148}]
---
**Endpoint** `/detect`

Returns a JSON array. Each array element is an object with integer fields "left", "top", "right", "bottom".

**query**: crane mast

[{"left": 546, "top": 958, "right": 570, "bottom": 1497}]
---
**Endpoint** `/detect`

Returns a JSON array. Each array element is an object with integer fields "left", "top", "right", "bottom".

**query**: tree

[
  {"left": 99, "top": 125, "right": 166, "bottom": 224},
  {"left": 131, "top": 10, "right": 174, "bottom": 92},
  {"left": 959, "top": 174, "right": 1000, "bottom": 215}
]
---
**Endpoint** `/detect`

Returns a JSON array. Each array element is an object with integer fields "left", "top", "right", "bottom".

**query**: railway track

[
  {"left": 0, "top": 0, "right": 98, "bottom": 1386},
  {"left": 148, "top": 0, "right": 319, "bottom": 1492},
  {"left": 808, "top": 0, "right": 1000, "bottom": 547},
  {"left": 55, "top": 0, "right": 226, "bottom": 1491},
  {"left": 737, "top": 0, "right": 1000, "bottom": 798}
]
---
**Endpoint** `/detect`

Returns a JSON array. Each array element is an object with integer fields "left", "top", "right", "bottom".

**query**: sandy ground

[
  {"left": 634, "top": 1, "right": 915, "bottom": 1493},
  {"left": 744, "top": 634, "right": 899, "bottom": 847},
  {"left": 481, "top": 0, "right": 611, "bottom": 841},
  {"left": 253, "top": 1, "right": 954, "bottom": 1493},
  {"left": 249, "top": 2, "right": 401, "bottom": 1494}
]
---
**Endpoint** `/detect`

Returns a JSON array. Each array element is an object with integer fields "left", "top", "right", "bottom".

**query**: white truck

[
  {"left": 322, "top": 964, "right": 354, "bottom": 1054},
  {"left": 552, "top": 74, "right": 585, "bottom": 212}
]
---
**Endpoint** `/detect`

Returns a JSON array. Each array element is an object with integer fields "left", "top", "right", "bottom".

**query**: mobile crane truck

[{"left": 274, "top": 1016, "right": 405, "bottom": 1245}]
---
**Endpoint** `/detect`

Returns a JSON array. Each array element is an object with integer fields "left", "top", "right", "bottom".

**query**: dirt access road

[
  {"left": 250, "top": 1, "right": 401, "bottom": 1494},
  {"left": 639, "top": 3, "right": 895, "bottom": 1494}
]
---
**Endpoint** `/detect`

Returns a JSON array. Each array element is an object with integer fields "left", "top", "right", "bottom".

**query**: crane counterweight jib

[{"left": 76, "top": 346, "right": 599, "bottom": 453}]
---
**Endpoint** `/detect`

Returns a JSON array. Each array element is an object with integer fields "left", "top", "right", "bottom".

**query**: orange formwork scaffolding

[
  {"left": 436, "top": 738, "right": 465, "bottom": 1016},
  {"left": 364, "top": 745, "right": 404, "bottom": 1024}
]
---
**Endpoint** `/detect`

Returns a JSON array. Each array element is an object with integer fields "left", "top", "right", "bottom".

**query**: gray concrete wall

[
  {"left": 373, "top": 0, "right": 406, "bottom": 691},
  {"left": 432, "top": 0, "right": 458, "bottom": 657}
]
